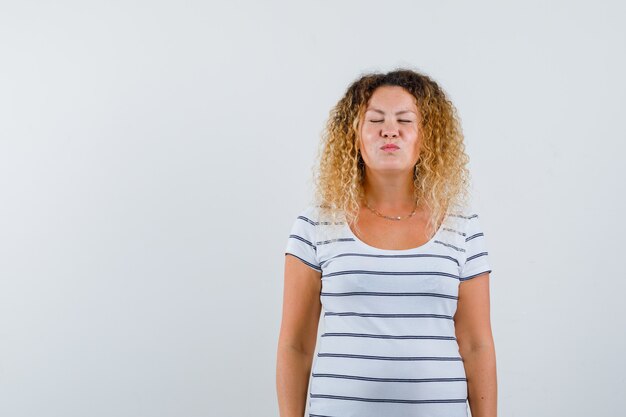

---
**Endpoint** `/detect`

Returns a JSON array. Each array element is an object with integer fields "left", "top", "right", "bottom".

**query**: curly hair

[{"left": 311, "top": 67, "right": 472, "bottom": 240}]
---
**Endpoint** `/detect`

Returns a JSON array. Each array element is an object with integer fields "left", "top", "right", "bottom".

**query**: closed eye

[{"left": 369, "top": 120, "right": 413, "bottom": 123}]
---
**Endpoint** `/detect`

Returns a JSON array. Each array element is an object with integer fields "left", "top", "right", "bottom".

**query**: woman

[{"left": 277, "top": 68, "right": 497, "bottom": 417}]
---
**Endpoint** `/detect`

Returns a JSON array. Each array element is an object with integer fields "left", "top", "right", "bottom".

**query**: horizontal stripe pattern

[
  {"left": 312, "top": 373, "right": 467, "bottom": 383},
  {"left": 310, "top": 393, "right": 468, "bottom": 404},
  {"left": 324, "top": 311, "right": 454, "bottom": 320},
  {"left": 284, "top": 205, "right": 491, "bottom": 416},
  {"left": 320, "top": 291, "right": 458, "bottom": 300},
  {"left": 317, "top": 353, "right": 463, "bottom": 361}
]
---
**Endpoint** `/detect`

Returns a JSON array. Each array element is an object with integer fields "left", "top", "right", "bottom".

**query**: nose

[{"left": 382, "top": 127, "right": 399, "bottom": 138}]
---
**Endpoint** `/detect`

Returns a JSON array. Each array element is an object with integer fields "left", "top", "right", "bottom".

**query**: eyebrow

[{"left": 366, "top": 108, "right": 417, "bottom": 115}]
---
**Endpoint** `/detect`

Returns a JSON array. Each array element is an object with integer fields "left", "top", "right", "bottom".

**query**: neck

[{"left": 362, "top": 169, "right": 417, "bottom": 212}]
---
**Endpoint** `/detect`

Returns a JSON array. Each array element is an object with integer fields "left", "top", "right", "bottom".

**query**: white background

[{"left": 1, "top": 1, "right": 625, "bottom": 416}]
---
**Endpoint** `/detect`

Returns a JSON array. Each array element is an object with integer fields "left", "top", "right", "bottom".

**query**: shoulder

[
  {"left": 290, "top": 204, "right": 347, "bottom": 244},
  {"left": 445, "top": 202, "right": 471, "bottom": 229},
  {"left": 294, "top": 204, "right": 320, "bottom": 224},
  {"left": 288, "top": 205, "right": 322, "bottom": 240},
  {"left": 445, "top": 203, "right": 488, "bottom": 250},
  {"left": 452, "top": 203, "right": 493, "bottom": 280},
  {"left": 447, "top": 202, "right": 481, "bottom": 226}
]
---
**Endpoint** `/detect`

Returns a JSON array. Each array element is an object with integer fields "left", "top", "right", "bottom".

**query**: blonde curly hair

[{"left": 311, "top": 67, "right": 472, "bottom": 240}]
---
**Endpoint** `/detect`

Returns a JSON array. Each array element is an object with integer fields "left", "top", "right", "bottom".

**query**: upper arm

[
  {"left": 455, "top": 211, "right": 494, "bottom": 351},
  {"left": 278, "top": 208, "right": 323, "bottom": 354},
  {"left": 454, "top": 272, "right": 493, "bottom": 351},
  {"left": 279, "top": 254, "right": 322, "bottom": 354}
]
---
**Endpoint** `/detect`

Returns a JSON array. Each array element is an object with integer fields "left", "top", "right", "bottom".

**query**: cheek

[
  {"left": 358, "top": 139, "right": 375, "bottom": 161},
  {"left": 413, "top": 141, "right": 423, "bottom": 159},
  {"left": 361, "top": 125, "right": 377, "bottom": 139},
  {"left": 359, "top": 129, "right": 377, "bottom": 147}
]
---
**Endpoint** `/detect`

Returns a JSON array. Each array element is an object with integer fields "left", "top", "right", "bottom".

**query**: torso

[{"left": 303, "top": 203, "right": 477, "bottom": 416}]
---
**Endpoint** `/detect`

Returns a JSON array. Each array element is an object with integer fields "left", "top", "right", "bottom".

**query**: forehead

[{"left": 365, "top": 86, "right": 418, "bottom": 113}]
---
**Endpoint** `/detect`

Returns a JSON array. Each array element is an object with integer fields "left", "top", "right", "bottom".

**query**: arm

[
  {"left": 454, "top": 272, "right": 497, "bottom": 417},
  {"left": 276, "top": 254, "right": 322, "bottom": 417}
]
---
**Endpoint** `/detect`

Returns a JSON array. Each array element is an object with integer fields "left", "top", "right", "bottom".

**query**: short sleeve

[
  {"left": 460, "top": 213, "right": 492, "bottom": 282},
  {"left": 284, "top": 207, "right": 322, "bottom": 273}
]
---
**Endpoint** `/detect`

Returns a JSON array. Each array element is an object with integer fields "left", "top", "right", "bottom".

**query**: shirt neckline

[{"left": 344, "top": 214, "right": 447, "bottom": 253}]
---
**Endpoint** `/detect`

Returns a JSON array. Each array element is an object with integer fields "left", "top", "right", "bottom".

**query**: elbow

[{"left": 458, "top": 337, "right": 495, "bottom": 355}]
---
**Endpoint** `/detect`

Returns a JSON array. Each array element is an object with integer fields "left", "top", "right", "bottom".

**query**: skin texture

[{"left": 276, "top": 85, "right": 497, "bottom": 417}]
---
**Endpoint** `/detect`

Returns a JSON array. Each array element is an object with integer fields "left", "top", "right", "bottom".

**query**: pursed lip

[{"left": 380, "top": 144, "right": 400, "bottom": 150}]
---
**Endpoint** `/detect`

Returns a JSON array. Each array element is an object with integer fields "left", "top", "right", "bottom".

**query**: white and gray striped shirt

[{"left": 284, "top": 204, "right": 492, "bottom": 417}]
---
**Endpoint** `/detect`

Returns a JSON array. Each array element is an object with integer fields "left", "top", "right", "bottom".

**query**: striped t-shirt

[{"left": 284, "top": 204, "right": 492, "bottom": 417}]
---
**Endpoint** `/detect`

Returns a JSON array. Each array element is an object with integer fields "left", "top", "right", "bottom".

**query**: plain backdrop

[{"left": 1, "top": 1, "right": 625, "bottom": 416}]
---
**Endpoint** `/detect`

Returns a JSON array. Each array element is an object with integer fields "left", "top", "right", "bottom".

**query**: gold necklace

[{"left": 364, "top": 198, "right": 419, "bottom": 221}]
